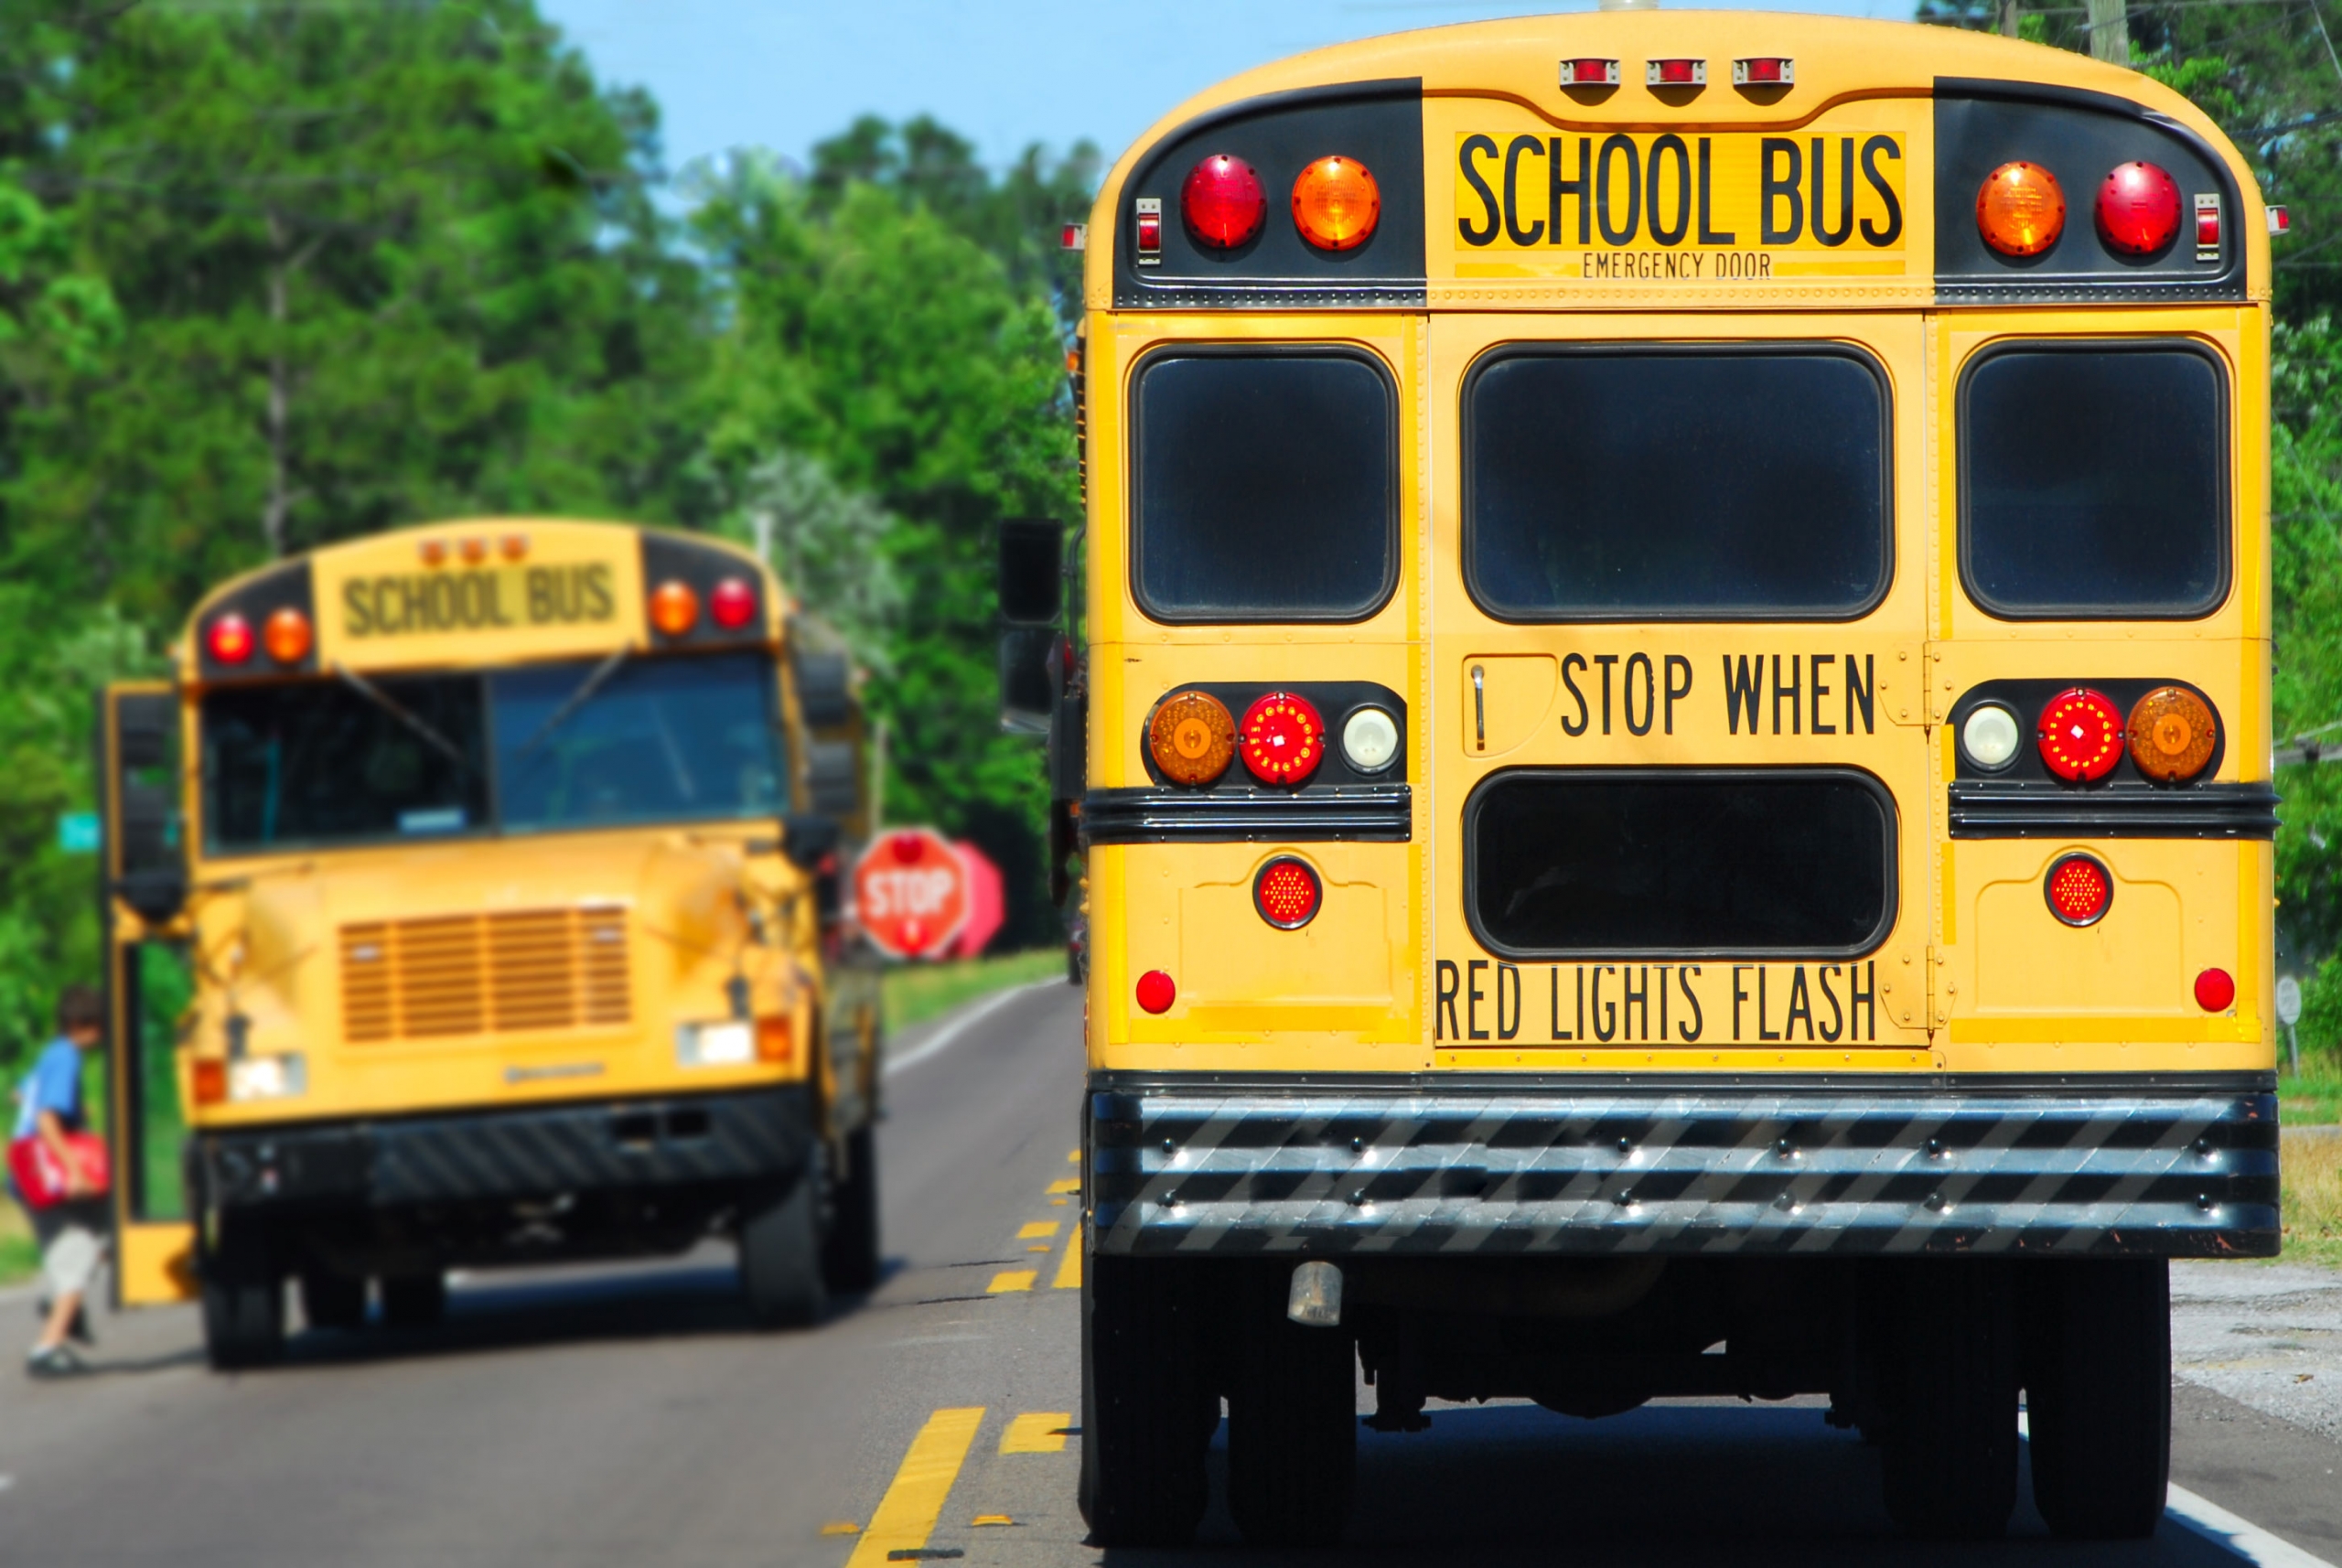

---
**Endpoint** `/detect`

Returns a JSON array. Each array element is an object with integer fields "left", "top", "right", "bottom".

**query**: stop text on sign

[{"left": 853, "top": 827, "right": 970, "bottom": 961}]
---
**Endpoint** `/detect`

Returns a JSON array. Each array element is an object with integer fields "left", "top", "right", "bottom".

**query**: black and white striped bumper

[{"left": 1088, "top": 1076, "right": 2280, "bottom": 1259}]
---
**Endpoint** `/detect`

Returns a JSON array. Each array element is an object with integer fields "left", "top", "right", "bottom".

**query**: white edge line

[
  {"left": 2018, "top": 1411, "right": 2340, "bottom": 1568},
  {"left": 883, "top": 980, "right": 1055, "bottom": 1079}
]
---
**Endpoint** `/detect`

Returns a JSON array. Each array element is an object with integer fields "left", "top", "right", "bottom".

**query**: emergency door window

[
  {"left": 1131, "top": 348, "right": 1398, "bottom": 622},
  {"left": 1463, "top": 347, "right": 1892, "bottom": 620},
  {"left": 1960, "top": 341, "right": 2229, "bottom": 619}
]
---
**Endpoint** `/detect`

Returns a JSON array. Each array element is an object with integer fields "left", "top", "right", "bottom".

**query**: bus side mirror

[
  {"left": 997, "top": 518, "right": 1063, "bottom": 626},
  {"left": 998, "top": 628, "right": 1058, "bottom": 736},
  {"left": 105, "top": 688, "right": 188, "bottom": 925},
  {"left": 792, "top": 648, "right": 854, "bottom": 731}
]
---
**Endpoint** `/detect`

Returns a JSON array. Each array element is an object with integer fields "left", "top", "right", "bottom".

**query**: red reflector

[
  {"left": 2095, "top": 161, "right": 2180, "bottom": 256},
  {"left": 2046, "top": 854, "right": 2112, "bottom": 927},
  {"left": 1181, "top": 155, "right": 1266, "bottom": 249},
  {"left": 1239, "top": 691, "right": 1326, "bottom": 786},
  {"left": 1253, "top": 857, "right": 1323, "bottom": 929},
  {"left": 1558, "top": 57, "right": 1619, "bottom": 86},
  {"left": 2195, "top": 194, "right": 2221, "bottom": 251},
  {"left": 1135, "top": 969, "right": 1176, "bottom": 1015},
  {"left": 1060, "top": 222, "right": 1087, "bottom": 252},
  {"left": 1648, "top": 58, "right": 1705, "bottom": 85},
  {"left": 206, "top": 613, "right": 254, "bottom": 665},
  {"left": 1134, "top": 208, "right": 1162, "bottom": 253},
  {"left": 2194, "top": 967, "right": 2236, "bottom": 1012},
  {"left": 1732, "top": 57, "right": 1794, "bottom": 85},
  {"left": 2036, "top": 688, "right": 2125, "bottom": 781},
  {"left": 709, "top": 576, "right": 757, "bottom": 630}
]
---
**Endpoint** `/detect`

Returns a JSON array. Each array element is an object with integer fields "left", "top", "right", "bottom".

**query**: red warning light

[
  {"left": 206, "top": 613, "right": 254, "bottom": 665},
  {"left": 1181, "top": 155, "right": 1266, "bottom": 249},
  {"left": 2036, "top": 689, "right": 2125, "bottom": 782},
  {"left": 2096, "top": 162, "right": 2180, "bottom": 256},
  {"left": 1239, "top": 691, "right": 1325, "bottom": 785}
]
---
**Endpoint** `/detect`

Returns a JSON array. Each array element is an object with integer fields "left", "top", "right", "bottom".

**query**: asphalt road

[{"left": 2, "top": 980, "right": 2337, "bottom": 1568}]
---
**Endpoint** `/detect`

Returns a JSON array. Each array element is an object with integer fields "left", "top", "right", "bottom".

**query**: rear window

[
  {"left": 1960, "top": 342, "right": 2229, "bottom": 618},
  {"left": 1132, "top": 349, "right": 1397, "bottom": 622},
  {"left": 1467, "top": 769, "right": 1896, "bottom": 956},
  {"left": 1464, "top": 348, "right": 1891, "bottom": 620}
]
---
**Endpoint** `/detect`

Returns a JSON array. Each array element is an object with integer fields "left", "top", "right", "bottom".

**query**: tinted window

[
  {"left": 1466, "top": 349, "right": 1890, "bottom": 619},
  {"left": 205, "top": 677, "right": 489, "bottom": 853},
  {"left": 1468, "top": 769, "right": 1895, "bottom": 955},
  {"left": 1961, "top": 344, "right": 2228, "bottom": 618},
  {"left": 1133, "top": 350, "right": 1395, "bottom": 620}
]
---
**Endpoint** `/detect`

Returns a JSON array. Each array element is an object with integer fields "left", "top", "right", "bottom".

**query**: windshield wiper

[
  {"left": 332, "top": 664, "right": 473, "bottom": 771},
  {"left": 516, "top": 647, "right": 629, "bottom": 758}
]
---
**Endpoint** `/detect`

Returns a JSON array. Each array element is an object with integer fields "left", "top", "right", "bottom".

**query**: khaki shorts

[{"left": 29, "top": 1200, "right": 109, "bottom": 1299}]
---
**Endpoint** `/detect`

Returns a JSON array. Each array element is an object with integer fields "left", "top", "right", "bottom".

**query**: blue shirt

[{"left": 10, "top": 1037, "right": 83, "bottom": 1142}]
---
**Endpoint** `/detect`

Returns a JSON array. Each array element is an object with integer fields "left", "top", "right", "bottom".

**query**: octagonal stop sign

[{"left": 854, "top": 828, "right": 969, "bottom": 961}]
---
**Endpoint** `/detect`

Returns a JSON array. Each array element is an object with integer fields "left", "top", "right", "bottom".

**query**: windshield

[{"left": 201, "top": 650, "right": 787, "bottom": 854}]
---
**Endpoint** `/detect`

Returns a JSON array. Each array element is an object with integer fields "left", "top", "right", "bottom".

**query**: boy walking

[{"left": 13, "top": 986, "right": 108, "bottom": 1378}]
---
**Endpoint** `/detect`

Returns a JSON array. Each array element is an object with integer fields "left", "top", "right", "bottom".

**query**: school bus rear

[
  {"left": 101, "top": 520, "right": 882, "bottom": 1367},
  {"left": 1059, "top": 13, "right": 2279, "bottom": 1547}
]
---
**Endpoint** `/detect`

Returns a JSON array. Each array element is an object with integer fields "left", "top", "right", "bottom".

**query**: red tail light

[
  {"left": 1136, "top": 969, "right": 1176, "bottom": 1015},
  {"left": 709, "top": 576, "right": 757, "bottom": 630},
  {"left": 1240, "top": 691, "right": 1325, "bottom": 785},
  {"left": 206, "top": 613, "right": 254, "bottom": 665},
  {"left": 2194, "top": 967, "right": 2236, "bottom": 1012},
  {"left": 1182, "top": 155, "right": 1266, "bottom": 249},
  {"left": 2096, "top": 162, "right": 2180, "bottom": 256},
  {"left": 2046, "top": 854, "right": 2112, "bottom": 927},
  {"left": 2036, "top": 688, "right": 2124, "bottom": 781},
  {"left": 1254, "top": 857, "right": 1323, "bottom": 929}
]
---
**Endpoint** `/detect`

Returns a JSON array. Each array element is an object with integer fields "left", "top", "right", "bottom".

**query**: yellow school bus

[
  {"left": 97, "top": 520, "right": 883, "bottom": 1368},
  {"left": 1042, "top": 8, "right": 2280, "bottom": 1547}
]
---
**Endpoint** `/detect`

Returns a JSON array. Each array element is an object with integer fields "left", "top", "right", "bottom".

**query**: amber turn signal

[
  {"left": 1292, "top": 156, "right": 1380, "bottom": 252},
  {"left": 650, "top": 579, "right": 699, "bottom": 636},
  {"left": 2126, "top": 686, "right": 2217, "bottom": 782},
  {"left": 192, "top": 1058, "right": 228, "bottom": 1106},
  {"left": 263, "top": 607, "right": 312, "bottom": 665},
  {"left": 756, "top": 1015, "right": 794, "bottom": 1064},
  {"left": 1148, "top": 690, "right": 1237, "bottom": 787},
  {"left": 1978, "top": 161, "right": 2066, "bottom": 258}
]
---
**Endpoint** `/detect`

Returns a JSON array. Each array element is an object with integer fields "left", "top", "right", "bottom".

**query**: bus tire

[
  {"left": 2025, "top": 1260, "right": 2170, "bottom": 1540},
  {"left": 201, "top": 1235, "right": 284, "bottom": 1371},
  {"left": 1226, "top": 1276, "right": 1355, "bottom": 1547},
  {"left": 1080, "top": 1253, "right": 1213, "bottom": 1547},
  {"left": 821, "top": 1124, "right": 882, "bottom": 1295},
  {"left": 299, "top": 1268, "right": 367, "bottom": 1332},
  {"left": 381, "top": 1271, "right": 446, "bottom": 1328},
  {"left": 1877, "top": 1262, "right": 2018, "bottom": 1541},
  {"left": 739, "top": 1172, "right": 827, "bottom": 1328}
]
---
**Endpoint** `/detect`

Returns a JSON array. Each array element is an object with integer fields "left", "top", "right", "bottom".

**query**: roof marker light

[
  {"left": 2269, "top": 206, "right": 2291, "bottom": 236},
  {"left": 1978, "top": 162, "right": 2066, "bottom": 257},
  {"left": 1732, "top": 57, "right": 1794, "bottom": 85},
  {"left": 1647, "top": 58, "right": 1706, "bottom": 86},
  {"left": 459, "top": 536, "right": 488, "bottom": 564},
  {"left": 1181, "top": 155, "right": 1266, "bottom": 250},
  {"left": 1133, "top": 198, "right": 1162, "bottom": 263},
  {"left": 1060, "top": 222, "right": 1087, "bottom": 252},
  {"left": 1559, "top": 57, "right": 1620, "bottom": 86},
  {"left": 1292, "top": 156, "right": 1380, "bottom": 252},
  {"left": 2095, "top": 161, "right": 2180, "bottom": 256},
  {"left": 2195, "top": 193, "right": 2222, "bottom": 258}
]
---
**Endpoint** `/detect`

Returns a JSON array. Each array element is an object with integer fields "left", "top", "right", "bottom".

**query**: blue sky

[{"left": 539, "top": 0, "right": 1902, "bottom": 177}]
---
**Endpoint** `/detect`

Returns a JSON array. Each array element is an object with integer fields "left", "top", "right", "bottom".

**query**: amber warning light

[
  {"left": 1292, "top": 156, "right": 1380, "bottom": 252},
  {"left": 1978, "top": 162, "right": 2066, "bottom": 257}
]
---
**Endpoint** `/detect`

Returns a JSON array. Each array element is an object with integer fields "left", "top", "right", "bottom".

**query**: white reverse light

[
  {"left": 1341, "top": 706, "right": 1400, "bottom": 773},
  {"left": 1961, "top": 703, "right": 2023, "bottom": 770},
  {"left": 676, "top": 1020, "right": 754, "bottom": 1067},
  {"left": 229, "top": 1053, "right": 306, "bottom": 1102}
]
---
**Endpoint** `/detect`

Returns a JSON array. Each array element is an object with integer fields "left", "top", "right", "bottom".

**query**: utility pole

[
  {"left": 2087, "top": 0, "right": 2130, "bottom": 63},
  {"left": 2002, "top": 0, "right": 2021, "bottom": 38}
]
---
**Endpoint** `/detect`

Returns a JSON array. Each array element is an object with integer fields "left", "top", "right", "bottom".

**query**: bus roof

[
  {"left": 178, "top": 518, "right": 783, "bottom": 683},
  {"left": 1086, "top": 12, "right": 2265, "bottom": 312}
]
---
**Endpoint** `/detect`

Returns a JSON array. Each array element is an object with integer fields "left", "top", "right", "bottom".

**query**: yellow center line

[
  {"left": 1046, "top": 1177, "right": 1080, "bottom": 1195},
  {"left": 999, "top": 1412, "right": 1074, "bottom": 1454},
  {"left": 843, "top": 1407, "right": 985, "bottom": 1568},
  {"left": 1051, "top": 1226, "right": 1082, "bottom": 1291},
  {"left": 988, "top": 1269, "right": 1037, "bottom": 1293},
  {"left": 1017, "top": 1220, "right": 1060, "bottom": 1240},
  {"left": 1067, "top": 1148, "right": 1081, "bottom": 1163}
]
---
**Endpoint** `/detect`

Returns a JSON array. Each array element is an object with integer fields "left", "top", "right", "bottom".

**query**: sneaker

[{"left": 25, "top": 1343, "right": 86, "bottom": 1380}]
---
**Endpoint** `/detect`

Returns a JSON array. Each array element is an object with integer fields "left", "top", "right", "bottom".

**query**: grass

[
  {"left": 2280, "top": 1059, "right": 2342, "bottom": 1127},
  {"left": 0, "top": 1200, "right": 37, "bottom": 1287},
  {"left": 2281, "top": 1127, "right": 2342, "bottom": 1271},
  {"left": 882, "top": 948, "right": 1068, "bottom": 1034}
]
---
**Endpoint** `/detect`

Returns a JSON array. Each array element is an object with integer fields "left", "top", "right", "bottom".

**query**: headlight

[
  {"left": 1961, "top": 703, "right": 2022, "bottom": 771},
  {"left": 1340, "top": 706, "right": 1400, "bottom": 773},
  {"left": 228, "top": 1053, "right": 306, "bottom": 1102},
  {"left": 676, "top": 1020, "right": 754, "bottom": 1067}
]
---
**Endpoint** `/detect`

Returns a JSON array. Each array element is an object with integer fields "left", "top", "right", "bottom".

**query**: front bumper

[
  {"left": 1089, "top": 1075, "right": 2280, "bottom": 1259},
  {"left": 196, "top": 1088, "right": 815, "bottom": 1212}
]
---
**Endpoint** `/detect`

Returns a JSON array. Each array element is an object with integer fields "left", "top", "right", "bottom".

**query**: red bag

[{"left": 7, "top": 1131, "right": 109, "bottom": 1210}]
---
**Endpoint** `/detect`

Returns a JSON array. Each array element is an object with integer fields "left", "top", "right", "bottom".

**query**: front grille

[{"left": 340, "top": 908, "right": 633, "bottom": 1044}]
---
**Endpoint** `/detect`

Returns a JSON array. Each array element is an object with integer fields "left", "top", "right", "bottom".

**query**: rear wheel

[
  {"left": 380, "top": 1271, "right": 446, "bottom": 1328},
  {"left": 821, "top": 1124, "right": 882, "bottom": 1295},
  {"left": 2025, "top": 1260, "right": 2171, "bottom": 1540},
  {"left": 739, "top": 1171, "right": 826, "bottom": 1328},
  {"left": 200, "top": 1226, "right": 284, "bottom": 1371},
  {"left": 1226, "top": 1273, "right": 1356, "bottom": 1547},
  {"left": 298, "top": 1268, "right": 366, "bottom": 1332},
  {"left": 1875, "top": 1262, "right": 2019, "bottom": 1541},
  {"left": 1080, "top": 1253, "right": 1215, "bottom": 1547}
]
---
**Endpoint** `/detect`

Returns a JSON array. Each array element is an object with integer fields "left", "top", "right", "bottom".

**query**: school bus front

[
  {"left": 100, "top": 520, "right": 882, "bottom": 1368},
  {"left": 1059, "top": 13, "right": 2279, "bottom": 1549}
]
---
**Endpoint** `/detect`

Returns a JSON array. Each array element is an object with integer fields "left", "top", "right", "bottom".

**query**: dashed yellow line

[
  {"left": 843, "top": 1408, "right": 984, "bottom": 1568},
  {"left": 1000, "top": 1412, "right": 1073, "bottom": 1454},
  {"left": 1017, "top": 1220, "right": 1060, "bottom": 1240},
  {"left": 1051, "top": 1227, "right": 1082, "bottom": 1291},
  {"left": 1046, "top": 1177, "right": 1080, "bottom": 1195},
  {"left": 987, "top": 1269, "right": 1037, "bottom": 1293},
  {"left": 1068, "top": 1148, "right": 1081, "bottom": 1163}
]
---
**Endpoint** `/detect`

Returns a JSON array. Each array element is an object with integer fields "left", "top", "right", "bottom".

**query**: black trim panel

[
  {"left": 1088, "top": 1077, "right": 2279, "bottom": 1259},
  {"left": 1947, "top": 779, "right": 2279, "bottom": 839},
  {"left": 1083, "top": 784, "right": 1411, "bottom": 844}
]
